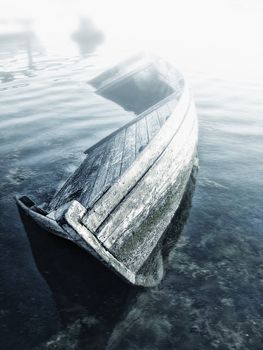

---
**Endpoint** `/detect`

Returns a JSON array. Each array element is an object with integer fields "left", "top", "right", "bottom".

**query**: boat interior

[
  {"left": 45, "top": 57, "right": 183, "bottom": 213},
  {"left": 99, "top": 65, "right": 174, "bottom": 114}
]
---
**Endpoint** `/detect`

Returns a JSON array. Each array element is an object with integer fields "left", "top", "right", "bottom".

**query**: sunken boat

[{"left": 16, "top": 55, "right": 198, "bottom": 287}]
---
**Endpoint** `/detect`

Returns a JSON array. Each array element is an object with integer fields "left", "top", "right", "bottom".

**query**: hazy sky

[{"left": 1, "top": 0, "right": 263, "bottom": 80}]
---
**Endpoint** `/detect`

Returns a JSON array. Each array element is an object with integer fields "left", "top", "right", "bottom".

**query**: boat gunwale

[
  {"left": 83, "top": 90, "right": 193, "bottom": 237},
  {"left": 98, "top": 103, "right": 198, "bottom": 252},
  {"left": 84, "top": 90, "right": 178, "bottom": 155}
]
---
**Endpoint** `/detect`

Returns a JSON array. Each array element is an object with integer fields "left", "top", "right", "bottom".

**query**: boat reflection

[
  {"left": 19, "top": 205, "right": 133, "bottom": 349},
  {"left": 136, "top": 164, "right": 198, "bottom": 286},
  {"left": 18, "top": 166, "right": 197, "bottom": 348}
]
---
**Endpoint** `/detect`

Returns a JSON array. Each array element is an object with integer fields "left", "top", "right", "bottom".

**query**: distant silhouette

[{"left": 71, "top": 17, "right": 104, "bottom": 56}]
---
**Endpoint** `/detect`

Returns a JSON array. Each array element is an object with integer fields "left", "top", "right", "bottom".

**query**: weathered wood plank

[
  {"left": 81, "top": 86, "right": 190, "bottom": 234},
  {"left": 112, "top": 126, "right": 197, "bottom": 260},
  {"left": 157, "top": 104, "right": 170, "bottom": 126},
  {"left": 98, "top": 98, "right": 195, "bottom": 248},
  {"left": 97, "top": 100, "right": 197, "bottom": 249},
  {"left": 86, "top": 137, "right": 115, "bottom": 206},
  {"left": 64, "top": 200, "right": 136, "bottom": 284},
  {"left": 121, "top": 123, "right": 136, "bottom": 174},
  {"left": 135, "top": 116, "right": 148, "bottom": 155},
  {"left": 112, "top": 145, "right": 196, "bottom": 273},
  {"left": 78, "top": 149, "right": 107, "bottom": 207},
  {"left": 48, "top": 143, "right": 105, "bottom": 210},
  {"left": 146, "top": 111, "right": 160, "bottom": 140},
  {"left": 104, "top": 128, "right": 126, "bottom": 188}
]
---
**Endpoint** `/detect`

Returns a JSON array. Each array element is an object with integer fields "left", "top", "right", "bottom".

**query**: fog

[{"left": 0, "top": 0, "right": 262, "bottom": 81}]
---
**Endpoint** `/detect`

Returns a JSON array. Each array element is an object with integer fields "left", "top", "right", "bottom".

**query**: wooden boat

[{"left": 16, "top": 55, "right": 198, "bottom": 287}]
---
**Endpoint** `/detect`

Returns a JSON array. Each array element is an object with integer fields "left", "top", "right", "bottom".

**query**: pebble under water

[{"left": 0, "top": 50, "right": 263, "bottom": 350}]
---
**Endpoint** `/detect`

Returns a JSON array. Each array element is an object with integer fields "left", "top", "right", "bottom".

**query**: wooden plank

[
  {"left": 104, "top": 128, "right": 126, "bottom": 188},
  {"left": 111, "top": 143, "right": 196, "bottom": 273},
  {"left": 96, "top": 100, "right": 197, "bottom": 247},
  {"left": 81, "top": 86, "right": 190, "bottom": 234},
  {"left": 48, "top": 145, "right": 104, "bottom": 210},
  {"left": 157, "top": 104, "right": 170, "bottom": 126},
  {"left": 135, "top": 117, "right": 148, "bottom": 156},
  {"left": 85, "top": 137, "right": 115, "bottom": 206},
  {"left": 64, "top": 200, "right": 136, "bottom": 285},
  {"left": 58, "top": 112, "right": 197, "bottom": 283},
  {"left": 121, "top": 123, "right": 136, "bottom": 174},
  {"left": 100, "top": 102, "right": 197, "bottom": 257},
  {"left": 78, "top": 149, "right": 106, "bottom": 207},
  {"left": 146, "top": 111, "right": 160, "bottom": 140}
]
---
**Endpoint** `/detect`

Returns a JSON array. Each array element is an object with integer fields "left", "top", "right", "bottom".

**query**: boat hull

[
  {"left": 17, "top": 93, "right": 198, "bottom": 286},
  {"left": 16, "top": 56, "right": 198, "bottom": 286}
]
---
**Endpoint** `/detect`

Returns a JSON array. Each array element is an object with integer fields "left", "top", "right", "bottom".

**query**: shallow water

[{"left": 0, "top": 47, "right": 263, "bottom": 350}]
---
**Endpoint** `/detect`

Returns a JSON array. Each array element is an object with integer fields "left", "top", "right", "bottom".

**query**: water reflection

[
  {"left": 71, "top": 17, "right": 104, "bottom": 57},
  {"left": 136, "top": 166, "right": 198, "bottom": 287},
  {"left": 105, "top": 169, "right": 198, "bottom": 350},
  {"left": 19, "top": 207, "right": 134, "bottom": 349},
  {"left": 18, "top": 167, "right": 197, "bottom": 349},
  {"left": 0, "top": 17, "right": 105, "bottom": 85},
  {"left": 0, "top": 19, "right": 36, "bottom": 68}
]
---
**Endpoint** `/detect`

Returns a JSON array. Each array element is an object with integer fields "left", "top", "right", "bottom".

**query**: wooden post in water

[
  {"left": 25, "top": 31, "right": 33, "bottom": 68},
  {"left": 0, "top": 19, "right": 34, "bottom": 68}
]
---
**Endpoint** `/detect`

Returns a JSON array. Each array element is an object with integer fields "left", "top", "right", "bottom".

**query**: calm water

[{"left": 0, "top": 47, "right": 263, "bottom": 350}]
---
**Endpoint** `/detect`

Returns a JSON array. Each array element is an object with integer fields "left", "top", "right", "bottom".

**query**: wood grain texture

[
  {"left": 78, "top": 149, "right": 107, "bottom": 207},
  {"left": 97, "top": 100, "right": 197, "bottom": 254},
  {"left": 121, "top": 123, "right": 136, "bottom": 174},
  {"left": 135, "top": 117, "right": 149, "bottom": 155},
  {"left": 104, "top": 128, "right": 126, "bottom": 188},
  {"left": 64, "top": 200, "right": 136, "bottom": 284},
  {"left": 110, "top": 124, "right": 197, "bottom": 273},
  {"left": 81, "top": 86, "right": 190, "bottom": 234},
  {"left": 85, "top": 138, "right": 115, "bottom": 207},
  {"left": 16, "top": 56, "right": 199, "bottom": 287},
  {"left": 48, "top": 99, "right": 178, "bottom": 213},
  {"left": 48, "top": 142, "right": 105, "bottom": 210},
  {"left": 146, "top": 111, "right": 161, "bottom": 140},
  {"left": 63, "top": 101, "right": 198, "bottom": 282}
]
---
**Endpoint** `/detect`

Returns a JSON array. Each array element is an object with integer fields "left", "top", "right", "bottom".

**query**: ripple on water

[{"left": 1, "top": 55, "right": 263, "bottom": 350}]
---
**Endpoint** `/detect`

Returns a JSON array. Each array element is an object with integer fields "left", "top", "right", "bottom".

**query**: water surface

[{"left": 0, "top": 48, "right": 263, "bottom": 350}]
